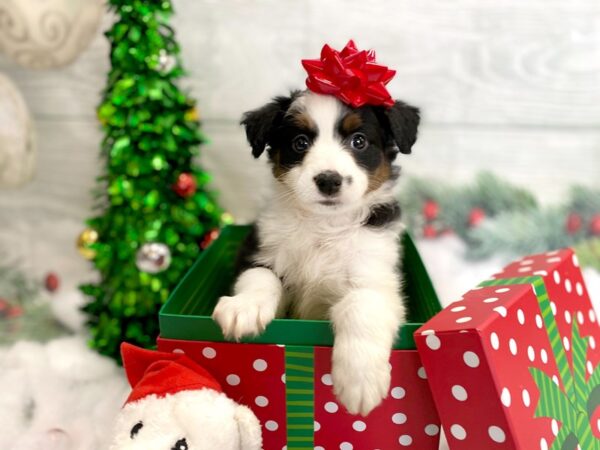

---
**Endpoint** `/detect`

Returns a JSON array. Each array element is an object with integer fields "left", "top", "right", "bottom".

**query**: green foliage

[
  {"left": 0, "top": 259, "right": 66, "bottom": 344},
  {"left": 400, "top": 172, "right": 537, "bottom": 241},
  {"left": 400, "top": 173, "right": 600, "bottom": 266},
  {"left": 81, "top": 0, "right": 223, "bottom": 362}
]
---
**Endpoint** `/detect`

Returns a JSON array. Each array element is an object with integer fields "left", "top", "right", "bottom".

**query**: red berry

[
  {"left": 422, "top": 200, "right": 439, "bottom": 221},
  {"left": 566, "top": 213, "right": 582, "bottom": 234},
  {"left": 590, "top": 214, "right": 600, "bottom": 236},
  {"left": 200, "top": 228, "right": 220, "bottom": 249},
  {"left": 423, "top": 224, "right": 437, "bottom": 238},
  {"left": 173, "top": 173, "right": 197, "bottom": 198},
  {"left": 45, "top": 272, "right": 60, "bottom": 292},
  {"left": 0, "top": 299, "right": 9, "bottom": 316},
  {"left": 468, "top": 207, "right": 486, "bottom": 227},
  {"left": 7, "top": 305, "right": 23, "bottom": 318}
]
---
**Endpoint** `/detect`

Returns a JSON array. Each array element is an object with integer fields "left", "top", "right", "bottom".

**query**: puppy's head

[{"left": 241, "top": 91, "right": 419, "bottom": 214}]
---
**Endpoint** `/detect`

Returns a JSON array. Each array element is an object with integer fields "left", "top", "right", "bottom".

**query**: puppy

[{"left": 213, "top": 90, "right": 420, "bottom": 416}]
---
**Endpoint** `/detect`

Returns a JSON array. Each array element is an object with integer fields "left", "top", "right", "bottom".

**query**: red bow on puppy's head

[{"left": 302, "top": 40, "right": 396, "bottom": 108}]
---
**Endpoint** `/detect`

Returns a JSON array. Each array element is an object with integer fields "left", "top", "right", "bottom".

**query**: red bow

[{"left": 301, "top": 40, "right": 396, "bottom": 108}]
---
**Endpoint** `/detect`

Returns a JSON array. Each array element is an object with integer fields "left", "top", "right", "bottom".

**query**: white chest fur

[{"left": 254, "top": 196, "right": 402, "bottom": 320}]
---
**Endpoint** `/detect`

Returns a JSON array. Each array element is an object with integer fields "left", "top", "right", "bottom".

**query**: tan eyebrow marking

[{"left": 340, "top": 112, "right": 363, "bottom": 135}]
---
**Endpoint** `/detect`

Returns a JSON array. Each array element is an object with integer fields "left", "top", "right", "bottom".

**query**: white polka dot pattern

[
  {"left": 391, "top": 386, "right": 406, "bottom": 399},
  {"left": 522, "top": 389, "right": 531, "bottom": 407},
  {"left": 488, "top": 426, "right": 506, "bottom": 443},
  {"left": 265, "top": 420, "right": 278, "bottom": 431},
  {"left": 450, "top": 424, "right": 467, "bottom": 440},
  {"left": 255, "top": 396, "right": 268, "bottom": 407},
  {"left": 392, "top": 412, "right": 407, "bottom": 424},
  {"left": 452, "top": 385, "right": 468, "bottom": 401},
  {"left": 494, "top": 306, "right": 507, "bottom": 318},
  {"left": 424, "top": 424, "right": 439, "bottom": 436},
  {"left": 202, "top": 347, "right": 216, "bottom": 359},
  {"left": 226, "top": 374, "right": 240, "bottom": 386},
  {"left": 398, "top": 435, "right": 413, "bottom": 446},
  {"left": 426, "top": 334, "right": 441, "bottom": 350},
  {"left": 253, "top": 359, "right": 268, "bottom": 372},
  {"left": 491, "top": 332, "right": 500, "bottom": 350},
  {"left": 463, "top": 351, "right": 480, "bottom": 368},
  {"left": 324, "top": 402, "right": 338, "bottom": 413},
  {"left": 501, "top": 388, "right": 511, "bottom": 407},
  {"left": 352, "top": 421, "right": 366, "bottom": 432},
  {"left": 551, "top": 419, "right": 558, "bottom": 436}
]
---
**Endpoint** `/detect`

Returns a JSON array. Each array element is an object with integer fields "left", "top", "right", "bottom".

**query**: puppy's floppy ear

[
  {"left": 385, "top": 101, "right": 420, "bottom": 155},
  {"left": 240, "top": 93, "right": 297, "bottom": 158}
]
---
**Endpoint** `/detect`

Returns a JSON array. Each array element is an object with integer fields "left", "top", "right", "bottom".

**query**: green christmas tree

[{"left": 80, "top": 0, "right": 225, "bottom": 362}]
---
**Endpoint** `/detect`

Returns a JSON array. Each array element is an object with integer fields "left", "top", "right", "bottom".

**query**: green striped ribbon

[
  {"left": 285, "top": 346, "right": 315, "bottom": 450},
  {"left": 480, "top": 276, "right": 600, "bottom": 449}
]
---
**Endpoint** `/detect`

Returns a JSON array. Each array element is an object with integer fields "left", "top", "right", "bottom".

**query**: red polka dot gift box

[
  {"left": 158, "top": 225, "right": 443, "bottom": 450},
  {"left": 415, "top": 249, "right": 600, "bottom": 450}
]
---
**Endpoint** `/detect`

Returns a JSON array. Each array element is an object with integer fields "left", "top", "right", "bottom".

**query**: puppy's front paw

[
  {"left": 212, "top": 293, "right": 276, "bottom": 341},
  {"left": 332, "top": 340, "right": 391, "bottom": 416}
]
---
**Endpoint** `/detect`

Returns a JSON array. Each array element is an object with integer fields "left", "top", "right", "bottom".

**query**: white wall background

[{"left": 0, "top": 0, "right": 600, "bottom": 283}]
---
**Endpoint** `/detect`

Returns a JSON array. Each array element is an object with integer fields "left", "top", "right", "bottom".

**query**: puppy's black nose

[{"left": 314, "top": 171, "right": 343, "bottom": 196}]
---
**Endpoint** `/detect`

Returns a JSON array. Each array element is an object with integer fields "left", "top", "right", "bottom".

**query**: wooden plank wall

[{"left": 0, "top": 0, "right": 599, "bottom": 275}]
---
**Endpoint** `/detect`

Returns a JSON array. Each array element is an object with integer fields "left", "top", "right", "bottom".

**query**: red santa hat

[{"left": 121, "top": 342, "right": 223, "bottom": 404}]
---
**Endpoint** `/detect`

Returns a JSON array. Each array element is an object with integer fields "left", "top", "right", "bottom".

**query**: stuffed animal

[{"left": 108, "top": 343, "right": 263, "bottom": 450}]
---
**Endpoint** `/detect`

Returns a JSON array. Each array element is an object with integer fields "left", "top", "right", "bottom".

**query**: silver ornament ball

[
  {"left": 136, "top": 242, "right": 172, "bottom": 274},
  {"left": 157, "top": 49, "right": 176, "bottom": 73}
]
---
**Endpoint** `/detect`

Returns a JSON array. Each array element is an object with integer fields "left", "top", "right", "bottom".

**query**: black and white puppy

[{"left": 213, "top": 90, "right": 420, "bottom": 416}]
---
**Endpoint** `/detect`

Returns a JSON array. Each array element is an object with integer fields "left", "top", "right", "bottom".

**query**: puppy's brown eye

[
  {"left": 292, "top": 135, "right": 310, "bottom": 152},
  {"left": 350, "top": 133, "right": 368, "bottom": 150}
]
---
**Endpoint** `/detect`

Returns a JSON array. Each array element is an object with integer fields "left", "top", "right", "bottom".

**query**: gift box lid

[
  {"left": 160, "top": 224, "right": 441, "bottom": 349},
  {"left": 415, "top": 249, "right": 600, "bottom": 450}
]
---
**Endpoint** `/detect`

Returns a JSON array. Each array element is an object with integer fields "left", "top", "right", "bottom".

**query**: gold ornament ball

[
  {"left": 77, "top": 228, "right": 99, "bottom": 260},
  {"left": 184, "top": 107, "right": 200, "bottom": 122}
]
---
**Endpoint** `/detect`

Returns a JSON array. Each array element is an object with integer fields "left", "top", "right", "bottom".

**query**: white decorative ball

[
  {"left": 136, "top": 242, "right": 172, "bottom": 274},
  {"left": 0, "top": 0, "right": 103, "bottom": 69},
  {"left": 0, "top": 72, "right": 35, "bottom": 187}
]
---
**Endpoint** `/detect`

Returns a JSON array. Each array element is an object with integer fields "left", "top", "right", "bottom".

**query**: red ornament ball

[
  {"left": 468, "top": 207, "right": 486, "bottom": 227},
  {"left": 422, "top": 200, "right": 439, "bottom": 221},
  {"left": 423, "top": 224, "right": 437, "bottom": 239},
  {"left": 590, "top": 214, "right": 600, "bottom": 236},
  {"left": 45, "top": 272, "right": 60, "bottom": 292},
  {"left": 173, "top": 173, "right": 197, "bottom": 198},
  {"left": 200, "top": 228, "right": 220, "bottom": 249},
  {"left": 566, "top": 212, "right": 582, "bottom": 235}
]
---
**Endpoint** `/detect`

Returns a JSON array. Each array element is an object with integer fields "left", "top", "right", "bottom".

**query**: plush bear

[{"left": 108, "top": 343, "right": 263, "bottom": 450}]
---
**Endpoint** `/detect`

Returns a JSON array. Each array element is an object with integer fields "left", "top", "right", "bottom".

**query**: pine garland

[{"left": 399, "top": 172, "right": 600, "bottom": 269}]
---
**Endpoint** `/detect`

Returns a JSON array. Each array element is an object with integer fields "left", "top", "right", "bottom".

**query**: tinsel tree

[{"left": 80, "top": 0, "right": 225, "bottom": 362}]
